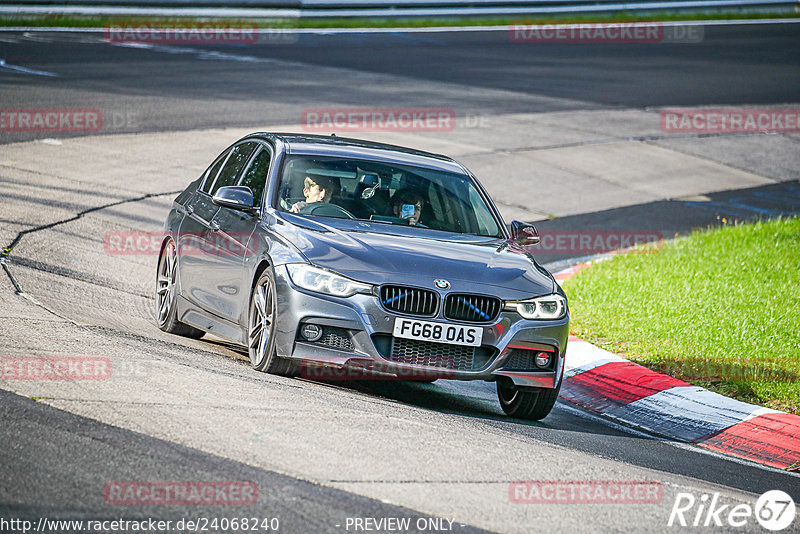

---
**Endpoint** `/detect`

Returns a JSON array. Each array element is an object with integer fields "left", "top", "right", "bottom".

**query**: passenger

[
  {"left": 390, "top": 188, "right": 427, "bottom": 226},
  {"left": 290, "top": 174, "right": 340, "bottom": 213}
]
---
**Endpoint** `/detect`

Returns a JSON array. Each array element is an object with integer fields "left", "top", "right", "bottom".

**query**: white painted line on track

[
  {"left": 0, "top": 58, "right": 57, "bottom": 77},
  {"left": 110, "top": 41, "right": 274, "bottom": 63}
]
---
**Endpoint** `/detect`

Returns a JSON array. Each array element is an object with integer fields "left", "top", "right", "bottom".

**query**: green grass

[
  {"left": 563, "top": 217, "right": 800, "bottom": 415},
  {"left": 0, "top": 11, "right": 797, "bottom": 29}
]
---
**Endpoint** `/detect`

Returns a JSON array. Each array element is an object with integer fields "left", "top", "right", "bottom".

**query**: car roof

[{"left": 246, "top": 132, "right": 468, "bottom": 175}]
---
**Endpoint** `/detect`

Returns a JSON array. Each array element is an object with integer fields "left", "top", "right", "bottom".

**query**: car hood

[{"left": 272, "top": 214, "right": 555, "bottom": 299}]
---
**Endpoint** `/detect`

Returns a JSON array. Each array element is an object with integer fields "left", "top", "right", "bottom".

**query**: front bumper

[{"left": 273, "top": 265, "right": 569, "bottom": 388}]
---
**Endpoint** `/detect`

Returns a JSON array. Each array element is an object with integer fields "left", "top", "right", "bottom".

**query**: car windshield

[{"left": 276, "top": 155, "right": 503, "bottom": 238}]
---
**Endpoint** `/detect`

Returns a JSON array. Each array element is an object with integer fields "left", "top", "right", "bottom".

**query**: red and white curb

[{"left": 556, "top": 264, "right": 800, "bottom": 471}]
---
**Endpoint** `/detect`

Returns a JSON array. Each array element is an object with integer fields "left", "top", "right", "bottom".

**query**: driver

[
  {"left": 390, "top": 188, "right": 426, "bottom": 226},
  {"left": 290, "top": 174, "right": 340, "bottom": 213}
]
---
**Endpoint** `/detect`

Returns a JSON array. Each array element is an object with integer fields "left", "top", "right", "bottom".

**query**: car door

[
  {"left": 206, "top": 142, "right": 274, "bottom": 326},
  {"left": 178, "top": 141, "right": 258, "bottom": 317}
]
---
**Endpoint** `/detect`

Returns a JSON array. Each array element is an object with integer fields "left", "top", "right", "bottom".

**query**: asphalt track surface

[
  {"left": 1, "top": 22, "right": 799, "bottom": 533},
  {"left": 0, "top": 23, "right": 799, "bottom": 138}
]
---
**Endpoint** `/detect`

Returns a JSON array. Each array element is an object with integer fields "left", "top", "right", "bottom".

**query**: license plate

[{"left": 392, "top": 318, "right": 483, "bottom": 347}]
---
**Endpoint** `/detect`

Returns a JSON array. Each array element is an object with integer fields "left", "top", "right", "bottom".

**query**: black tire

[
  {"left": 248, "top": 268, "right": 296, "bottom": 376},
  {"left": 156, "top": 239, "right": 205, "bottom": 339},
  {"left": 497, "top": 379, "right": 561, "bottom": 421}
]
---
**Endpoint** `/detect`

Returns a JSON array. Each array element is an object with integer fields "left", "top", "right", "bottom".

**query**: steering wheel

[{"left": 300, "top": 202, "right": 355, "bottom": 219}]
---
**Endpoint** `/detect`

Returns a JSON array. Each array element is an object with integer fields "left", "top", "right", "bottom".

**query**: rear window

[
  {"left": 239, "top": 146, "right": 272, "bottom": 207},
  {"left": 200, "top": 148, "right": 230, "bottom": 194},
  {"left": 209, "top": 142, "right": 259, "bottom": 196}
]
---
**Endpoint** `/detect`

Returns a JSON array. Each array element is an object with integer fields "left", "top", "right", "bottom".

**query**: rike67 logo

[{"left": 669, "top": 490, "right": 795, "bottom": 531}]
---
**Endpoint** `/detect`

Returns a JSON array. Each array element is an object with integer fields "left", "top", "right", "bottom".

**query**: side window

[
  {"left": 239, "top": 145, "right": 272, "bottom": 207},
  {"left": 210, "top": 142, "right": 258, "bottom": 196},
  {"left": 468, "top": 186, "right": 500, "bottom": 236},
  {"left": 200, "top": 148, "right": 231, "bottom": 194}
]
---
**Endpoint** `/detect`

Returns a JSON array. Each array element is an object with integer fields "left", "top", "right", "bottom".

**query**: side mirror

[
  {"left": 509, "top": 220, "right": 540, "bottom": 251},
  {"left": 212, "top": 186, "right": 257, "bottom": 213}
]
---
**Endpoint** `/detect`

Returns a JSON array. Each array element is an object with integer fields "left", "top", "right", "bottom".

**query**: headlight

[
  {"left": 505, "top": 294, "right": 567, "bottom": 320},
  {"left": 286, "top": 264, "right": 372, "bottom": 298}
]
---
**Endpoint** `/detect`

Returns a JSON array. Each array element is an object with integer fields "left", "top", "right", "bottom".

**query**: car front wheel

[
  {"left": 497, "top": 379, "right": 560, "bottom": 421},
  {"left": 248, "top": 268, "right": 295, "bottom": 376}
]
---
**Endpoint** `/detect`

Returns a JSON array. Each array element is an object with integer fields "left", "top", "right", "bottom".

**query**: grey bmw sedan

[{"left": 156, "top": 133, "right": 569, "bottom": 420}]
